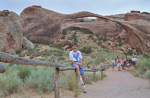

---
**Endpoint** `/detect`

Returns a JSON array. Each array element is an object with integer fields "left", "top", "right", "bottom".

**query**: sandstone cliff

[
  {"left": 0, "top": 10, "right": 34, "bottom": 54},
  {"left": 21, "top": 6, "right": 150, "bottom": 53}
]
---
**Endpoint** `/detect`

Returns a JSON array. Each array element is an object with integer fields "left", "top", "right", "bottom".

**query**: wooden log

[
  {"left": 84, "top": 69, "right": 98, "bottom": 72},
  {"left": 54, "top": 59, "right": 60, "bottom": 98},
  {"left": 58, "top": 67, "right": 76, "bottom": 71},
  {"left": 0, "top": 52, "right": 63, "bottom": 67}
]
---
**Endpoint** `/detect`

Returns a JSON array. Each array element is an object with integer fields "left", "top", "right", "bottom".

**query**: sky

[{"left": 0, "top": 0, "right": 150, "bottom": 16}]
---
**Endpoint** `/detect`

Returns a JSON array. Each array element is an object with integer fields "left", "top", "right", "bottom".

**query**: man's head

[
  {"left": 72, "top": 43, "right": 78, "bottom": 52},
  {"left": 117, "top": 56, "right": 119, "bottom": 59}
]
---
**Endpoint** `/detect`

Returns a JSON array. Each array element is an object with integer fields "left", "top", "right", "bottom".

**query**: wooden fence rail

[{"left": 0, "top": 52, "right": 106, "bottom": 98}]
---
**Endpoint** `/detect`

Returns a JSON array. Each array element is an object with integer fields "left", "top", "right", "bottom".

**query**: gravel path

[{"left": 79, "top": 68, "right": 150, "bottom": 98}]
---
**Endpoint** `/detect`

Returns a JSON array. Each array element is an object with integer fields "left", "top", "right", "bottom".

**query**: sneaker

[{"left": 82, "top": 86, "right": 87, "bottom": 93}]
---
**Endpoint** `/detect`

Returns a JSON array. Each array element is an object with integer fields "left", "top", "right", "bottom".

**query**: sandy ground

[
  {"left": 79, "top": 68, "right": 150, "bottom": 98},
  {"left": 5, "top": 68, "right": 150, "bottom": 98}
]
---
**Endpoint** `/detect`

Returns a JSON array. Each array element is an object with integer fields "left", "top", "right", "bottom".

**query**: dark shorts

[
  {"left": 112, "top": 63, "right": 115, "bottom": 67},
  {"left": 72, "top": 61, "right": 84, "bottom": 75},
  {"left": 132, "top": 61, "right": 136, "bottom": 66}
]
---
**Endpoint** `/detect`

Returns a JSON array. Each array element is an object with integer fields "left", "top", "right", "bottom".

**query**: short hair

[{"left": 72, "top": 43, "right": 78, "bottom": 47}]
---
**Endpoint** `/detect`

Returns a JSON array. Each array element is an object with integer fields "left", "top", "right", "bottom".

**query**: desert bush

[
  {"left": 85, "top": 72, "right": 92, "bottom": 84},
  {"left": 50, "top": 44, "right": 63, "bottom": 49},
  {"left": 17, "top": 66, "right": 31, "bottom": 82},
  {"left": 59, "top": 71, "right": 80, "bottom": 97},
  {"left": 71, "top": 33, "right": 78, "bottom": 42},
  {"left": 96, "top": 72, "right": 101, "bottom": 81},
  {"left": 79, "top": 19, "right": 84, "bottom": 22},
  {"left": 80, "top": 46, "right": 93, "bottom": 54},
  {"left": 101, "top": 44, "right": 106, "bottom": 48},
  {"left": 25, "top": 68, "right": 54, "bottom": 93},
  {"left": 145, "top": 70, "right": 150, "bottom": 83},
  {"left": 88, "top": 34, "right": 94, "bottom": 40},
  {"left": 16, "top": 49, "right": 22, "bottom": 54},
  {"left": 62, "top": 29, "right": 68, "bottom": 35},
  {"left": 61, "top": 35, "right": 65, "bottom": 39},
  {"left": 143, "top": 54, "right": 150, "bottom": 58},
  {"left": 0, "top": 72, "right": 22, "bottom": 96},
  {"left": 102, "top": 33, "right": 107, "bottom": 42}
]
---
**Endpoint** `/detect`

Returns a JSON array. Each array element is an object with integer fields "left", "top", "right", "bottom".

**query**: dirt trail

[{"left": 79, "top": 68, "right": 150, "bottom": 98}]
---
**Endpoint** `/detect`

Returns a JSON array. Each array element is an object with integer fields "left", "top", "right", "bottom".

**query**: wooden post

[
  {"left": 101, "top": 70, "right": 103, "bottom": 80},
  {"left": 93, "top": 65, "right": 96, "bottom": 82},
  {"left": 54, "top": 59, "right": 60, "bottom": 98},
  {"left": 100, "top": 65, "right": 104, "bottom": 80}
]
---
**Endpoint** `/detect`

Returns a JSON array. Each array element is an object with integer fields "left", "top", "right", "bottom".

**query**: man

[
  {"left": 69, "top": 43, "right": 86, "bottom": 93},
  {"left": 111, "top": 58, "right": 115, "bottom": 71},
  {"left": 132, "top": 56, "right": 137, "bottom": 68},
  {"left": 121, "top": 57, "right": 125, "bottom": 71},
  {"left": 116, "top": 56, "right": 121, "bottom": 71}
]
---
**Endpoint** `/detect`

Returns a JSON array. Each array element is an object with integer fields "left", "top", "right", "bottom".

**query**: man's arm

[{"left": 70, "top": 60, "right": 82, "bottom": 66}]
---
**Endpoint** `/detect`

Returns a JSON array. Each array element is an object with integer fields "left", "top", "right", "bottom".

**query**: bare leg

[
  {"left": 81, "top": 74, "right": 86, "bottom": 85},
  {"left": 75, "top": 66, "right": 80, "bottom": 77},
  {"left": 118, "top": 67, "right": 120, "bottom": 71}
]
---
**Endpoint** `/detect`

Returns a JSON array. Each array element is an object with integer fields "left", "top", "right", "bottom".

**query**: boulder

[
  {"left": 22, "top": 37, "right": 34, "bottom": 49},
  {"left": 0, "top": 11, "right": 23, "bottom": 54}
]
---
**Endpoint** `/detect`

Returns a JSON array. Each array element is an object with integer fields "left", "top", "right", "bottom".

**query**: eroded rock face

[
  {"left": 0, "top": 10, "right": 34, "bottom": 54},
  {"left": 0, "top": 11, "right": 23, "bottom": 54},
  {"left": 21, "top": 6, "right": 150, "bottom": 53},
  {"left": 20, "top": 6, "right": 63, "bottom": 44}
]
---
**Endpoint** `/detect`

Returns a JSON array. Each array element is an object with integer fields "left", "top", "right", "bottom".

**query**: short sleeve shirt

[
  {"left": 69, "top": 50, "right": 82, "bottom": 62},
  {"left": 132, "top": 58, "right": 137, "bottom": 61},
  {"left": 111, "top": 60, "right": 115, "bottom": 64}
]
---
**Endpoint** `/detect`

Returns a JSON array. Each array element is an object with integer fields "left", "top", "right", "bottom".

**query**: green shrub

[
  {"left": 25, "top": 68, "right": 54, "bottom": 93},
  {"left": 80, "top": 46, "right": 93, "bottom": 54},
  {"left": 143, "top": 54, "right": 150, "bottom": 58},
  {"left": 88, "top": 34, "right": 94, "bottom": 40},
  {"left": 145, "top": 70, "right": 150, "bottom": 80},
  {"left": 101, "top": 45, "right": 106, "bottom": 48},
  {"left": 96, "top": 72, "right": 101, "bottom": 81},
  {"left": 103, "top": 33, "right": 107, "bottom": 42},
  {"left": 17, "top": 66, "right": 31, "bottom": 82},
  {"left": 85, "top": 72, "right": 92, "bottom": 84},
  {"left": 71, "top": 33, "right": 78, "bottom": 42},
  {"left": 62, "top": 29, "right": 68, "bottom": 35},
  {"left": 59, "top": 71, "right": 80, "bottom": 97},
  {"left": 79, "top": 19, "right": 84, "bottom": 22},
  {"left": 0, "top": 72, "right": 22, "bottom": 96},
  {"left": 97, "top": 41, "right": 102, "bottom": 46},
  {"left": 61, "top": 35, "right": 65, "bottom": 39},
  {"left": 16, "top": 49, "right": 22, "bottom": 54}
]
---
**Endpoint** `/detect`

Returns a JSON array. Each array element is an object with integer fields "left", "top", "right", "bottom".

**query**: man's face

[{"left": 72, "top": 45, "right": 78, "bottom": 52}]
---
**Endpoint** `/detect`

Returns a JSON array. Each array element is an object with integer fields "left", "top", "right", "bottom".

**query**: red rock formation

[
  {"left": 0, "top": 10, "right": 34, "bottom": 54},
  {"left": 21, "top": 6, "right": 150, "bottom": 53},
  {"left": 0, "top": 10, "right": 23, "bottom": 54}
]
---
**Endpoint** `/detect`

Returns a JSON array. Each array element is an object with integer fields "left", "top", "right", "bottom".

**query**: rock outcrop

[
  {"left": 0, "top": 10, "right": 34, "bottom": 54},
  {"left": 20, "top": 6, "right": 62, "bottom": 44},
  {"left": 21, "top": 6, "right": 150, "bottom": 53},
  {"left": 0, "top": 10, "right": 23, "bottom": 54},
  {"left": 23, "top": 37, "right": 34, "bottom": 49}
]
